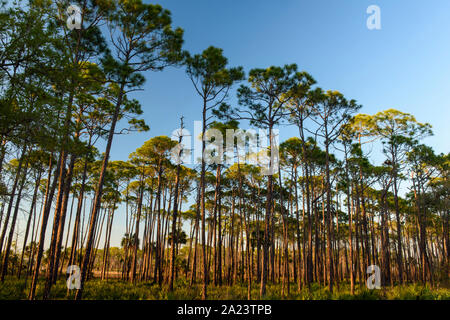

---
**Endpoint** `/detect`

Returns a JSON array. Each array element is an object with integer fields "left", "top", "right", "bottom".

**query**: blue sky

[
  {"left": 110, "top": 0, "right": 450, "bottom": 160},
  {"left": 87, "top": 0, "right": 450, "bottom": 247}
]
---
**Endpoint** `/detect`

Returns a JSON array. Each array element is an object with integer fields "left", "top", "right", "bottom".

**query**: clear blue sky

[
  {"left": 99, "top": 0, "right": 450, "bottom": 247},
  {"left": 110, "top": 0, "right": 450, "bottom": 160}
]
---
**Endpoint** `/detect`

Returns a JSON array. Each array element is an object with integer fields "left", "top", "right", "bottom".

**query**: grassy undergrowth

[{"left": 0, "top": 277, "right": 449, "bottom": 300}]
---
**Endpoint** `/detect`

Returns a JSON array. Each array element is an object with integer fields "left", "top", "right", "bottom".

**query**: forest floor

[{"left": 0, "top": 277, "right": 449, "bottom": 300}]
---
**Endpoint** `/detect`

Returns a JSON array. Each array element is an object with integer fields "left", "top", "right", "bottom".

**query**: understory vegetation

[{"left": 1, "top": 277, "right": 449, "bottom": 300}]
